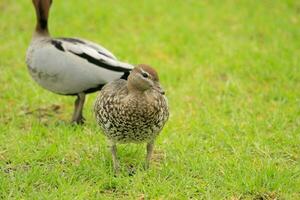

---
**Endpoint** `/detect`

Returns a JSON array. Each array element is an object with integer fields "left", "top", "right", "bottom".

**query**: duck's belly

[
  {"left": 101, "top": 120, "right": 164, "bottom": 143},
  {"left": 97, "top": 103, "right": 168, "bottom": 143}
]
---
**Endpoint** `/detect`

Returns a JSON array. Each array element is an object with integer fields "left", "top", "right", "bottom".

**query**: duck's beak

[{"left": 154, "top": 83, "right": 165, "bottom": 95}]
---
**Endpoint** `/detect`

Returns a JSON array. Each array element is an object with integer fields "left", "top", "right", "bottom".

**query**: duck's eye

[{"left": 142, "top": 72, "right": 149, "bottom": 78}]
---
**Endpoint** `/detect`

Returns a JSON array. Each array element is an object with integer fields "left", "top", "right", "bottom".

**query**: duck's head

[{"left": 128, "top": 64, "right": 165, "bottom": 95}]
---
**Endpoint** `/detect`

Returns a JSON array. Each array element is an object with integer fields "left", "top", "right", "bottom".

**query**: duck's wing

[
  {"left": 101, "top": 79, "right": 128, "bottom": 96},
  {"left": 57, "top": 37, "right": 117, "bottom": 60},
  {"left": 53, "top": 37, "right": 133, "bottom": 72},
  {"left": 94, "top": 79, "right": 128, "bottom": 112}
]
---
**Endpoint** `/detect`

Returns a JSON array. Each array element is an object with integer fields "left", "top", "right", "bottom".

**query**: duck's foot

[
  {"left": 113, "top": 162, "right": 120, "bottom": 176},
  {"left": 71, "top": 115, "right": 85, "bottom": 125},
  {"left": 144, "top": 140, "right": 154, "bottom": 170},
  {"left": 71, "top": 93, "right": 86, "bottom": 125},
  {"left": 110, "top": 143, "right": 120, "bottom": 175}
]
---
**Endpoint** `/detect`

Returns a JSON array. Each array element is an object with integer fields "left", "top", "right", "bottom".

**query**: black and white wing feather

[
  {"left": 57, "top": 37, "right": 117, "bottom": 59},
  {"left": 53, "top": 38, "right": 133, "bottom": 72}
]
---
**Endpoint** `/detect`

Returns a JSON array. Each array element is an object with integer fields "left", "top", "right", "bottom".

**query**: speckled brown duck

[{"left": 94, "top": 64, "right": 169, "bottom": 172}]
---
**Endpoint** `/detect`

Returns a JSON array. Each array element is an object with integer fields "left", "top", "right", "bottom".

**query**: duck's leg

[
  {"left": 145, "top": 140, "right": 154, "bottom": 169},
  {"left": 71, "top": 93, "right": 86, "bottom": 124},
  {"left": 110, "top": 142, "right": 120, "bottom": 174}
]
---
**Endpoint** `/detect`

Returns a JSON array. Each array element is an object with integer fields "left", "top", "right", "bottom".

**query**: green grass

[{"left": 1, "top": 0, "right": 300, "bottom": 199}]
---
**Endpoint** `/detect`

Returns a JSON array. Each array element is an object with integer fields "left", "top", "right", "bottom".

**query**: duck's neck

[
  {"left": 34, "top": 0, "right": 50, "bottom": 37},
  {"left": 127, "top": 83, "right": 146, "bottom": 95},
  {"left": 35, "top": 21, "right": 49, "bottom": 37},
  {"left": 33, "top": 29, "right": 50, "bottom": 39}
]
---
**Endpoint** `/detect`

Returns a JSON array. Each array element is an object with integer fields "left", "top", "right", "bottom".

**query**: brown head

[
  {"left": 127, "top": 64, "right": 165, "bottom": 95},
  {"left": 32, "top": 0, "right": 53, "bottom": 35}
]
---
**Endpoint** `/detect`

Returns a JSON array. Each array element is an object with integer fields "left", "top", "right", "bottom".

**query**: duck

[
  {"left": 26, "top": 0, "right": 133, "bottom": 124},
  {"left": 94, "top": 64, "right": 169, "bottom": 173}
]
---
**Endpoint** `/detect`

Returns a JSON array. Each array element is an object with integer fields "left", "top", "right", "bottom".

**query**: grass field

[{"left": 1, "top": 0, "right": 300, "bottom": 199}]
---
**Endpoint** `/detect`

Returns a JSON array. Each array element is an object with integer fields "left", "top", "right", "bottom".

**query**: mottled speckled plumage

[{"left": 94, "top": 65, "right": 169, "bottom": 172}]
